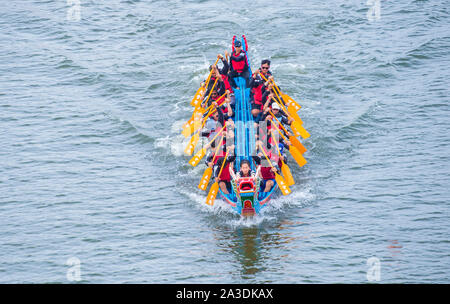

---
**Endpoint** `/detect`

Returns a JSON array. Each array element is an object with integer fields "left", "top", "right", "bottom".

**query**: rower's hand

[
  {"left": 271, "top": 167, "right": 277, "bottom": 173},
  {"left": 269, "top": 75, "right": 274, "bottom": 80},
  {"left": 218, "top": 54, "right": 223, "bottom": 60},
  {"left": 208, "top": 162, "right": 213, "bottom": 168},
  {"left": 215, "top": 177, "right": 219, "bottom": 183},
  {"left": 212, "top": 101, "right": 218, "bottom": 108}
]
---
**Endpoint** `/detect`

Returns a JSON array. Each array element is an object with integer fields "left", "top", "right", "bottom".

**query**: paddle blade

[
  {"left": 288, "top": 108, "right": 303, "bottom": 125},
  {"left": 283, "top": 93, "right": 301, "bottom": 111},
  {"left": 289, "top": 146, "right": 307, "bottom": 167},
  {"left": 190, "top": 87, "right": 205, "bottom": 107},
  {"left": 281, "top": 162, "right": 295, "bottom": 186},
  {"left": 184, "top": 133, "right": 199, "bottom": 156},
  {"left": 291, "top": 121, "right": 310, "bottom": 139},
  {"left": 182, "top": 111, "right": 203, "bottom": 138},
  {"left": 182, "top": 118, "right": 194, "bottom": 138},
  {"left": 205, "top": 182, "right": 219, "bottom": 205},
  {"left": 275, "top": 173, "right": 291, "bottom": 195},
  {"left": 189, "top": 148, "right": 206, "bottom": 167},
  {"left": 198, "top": 167, "right": 213, "bottom": 191},
  {"left": 289, "top": 135, "right": 307, "bottom": 154}
]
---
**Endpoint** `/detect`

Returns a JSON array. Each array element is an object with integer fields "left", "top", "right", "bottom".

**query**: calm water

[{"left": 1, "top": 0, "right": 449, "bottom": 283}]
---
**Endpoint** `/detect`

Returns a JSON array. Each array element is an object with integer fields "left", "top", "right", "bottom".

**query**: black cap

[{"left": 234, "top": 41, "right": 242, "bottom": 47}]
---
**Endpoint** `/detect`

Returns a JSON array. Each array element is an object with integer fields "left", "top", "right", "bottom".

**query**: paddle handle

[
  {"left": 259, "top": 72, "right": 290, "bottom": 115},
  {"left": 269, "top": 110, "right": 289, "bottom": 138},
  {"left": 203, "top": 77, "right": 219, "bottom": 107},
  {"left": 258, "top": 142, "right": 276, "bottom": 171},
  {"left": 211, "top": 133, "right": 225, "bottom": 164},
  {"left": 259, "top": 72, "right": 282, "bottom": 97},
  {"left": 202, "top": 91, "right": 227, "bottom": 113},
  {"left": 271, "top": 131, "right": 283, "bottom": 158},
  {"left": 216, "top": 150, "right": 229, "bottom": 180},
  {"left": 204, "top": 57, "right": 221, "bottom": 89},
  {"left": 205, "top": 125, "right": 227, "bottom": 148}
]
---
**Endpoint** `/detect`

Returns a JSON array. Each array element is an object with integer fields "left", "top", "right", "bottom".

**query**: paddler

[
  {"left": 228, "top": 40, "right": 250, "bottom": 89},
  {"left": 201, "top": 101, "right": 225, "bottom": 140},
  {"left": 249, "top": 59, "right": 272, "bottom": 122},
  {"left": 213, "top": 145, "right": 236, "bottom": 194},
  {"left": 261, "top": 102, "right": 293, "bottom": 126},
  {"left": 229, "top": 159, "right": 261, "bottom": 181},
  {"left": 253, "top": 140, "right": 280, "bottom": 193}
]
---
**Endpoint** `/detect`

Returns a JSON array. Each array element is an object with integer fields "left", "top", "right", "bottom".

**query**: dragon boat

[{"left": 183, "top": 35, "right": 310, "bottom": 217}]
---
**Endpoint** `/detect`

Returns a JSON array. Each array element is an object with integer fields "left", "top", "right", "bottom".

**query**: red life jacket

[
  {"left": 252, "top": 85, "right": 264, "bottom": 107},
  {"left": 213, "top": 156, "right": 231, "bottom": 181},
  {"left": 260, "top": 150, "right": 278, "bottom": 180},
  {"left": 219, "top": 162, "right": 232, "bottom": 181},
  {"left": 221, "top": 74, "right": 233, "bottom": 93},
  {"left": 260, "top": 167, "right": 275, "bottom": 180},
  {"left": 252, "top": 73, "right": 268, "bottom": 106},
  {"left": 221, "top": 105, "right": 228, "bottom": 115},
  {"left": 231, "top": 51, "right": 247, "bottom": 73}
]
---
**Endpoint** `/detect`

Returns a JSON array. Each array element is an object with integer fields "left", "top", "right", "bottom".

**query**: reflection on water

[{"left": 212, "top": 218, "right": 307, "bottom": 281}]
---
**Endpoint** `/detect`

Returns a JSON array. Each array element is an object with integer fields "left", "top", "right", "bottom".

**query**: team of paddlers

[{"left": 183, "top": 39, "right": 310, "bottom": 203}]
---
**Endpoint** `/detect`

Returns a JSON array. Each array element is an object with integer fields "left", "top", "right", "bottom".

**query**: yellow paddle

[
  {"left": 204, "top": 57, "right": 221, "bottom": 91},
  {"left": 184, "top": 106, "right": 215, "bottom": 156},
  {"left": 258, "top": 142, "right": 291, "bottom": 196},
  {"left": 198, "top": 134, "right": 224, "bottom": 190},
  {"left": 270, "top": 87, "right": 303, "bottom": 124},
  {"left": 267, "top": 116, "right": 307, "bottom": 168},
  {"left": 189, "top": 125, "right": 226, "bottom": 167},
  {"left": 182, "top": 92, "right": 227, "bottom": 138},
  {"left": 271, "top": 132, "right": 295, "bottom": 186},
  {"left": 270, "top": 97, "right": 310, "bottom": 139},
  {"left": 190, "top": 86, "right": 206, "bottom": 108},
  {"left": 288, "top": 144, "right": 307, "bottom": 167},
  {"left": 263, "top": 81, "right": 310, "bottom": 140},
  {"left": 202, "top": 77, "right": 219, "bottom": 108},
  {"left": 259, "top": 72, "right": 302, "bottom": 111},
  {"left": 269, "top": 110, "right": 307, "bottom": 153},
  {"left": 190, "top": 57, "right": 220, "bottom": 107},
  {"left": 259, "top": 73, "right": 308, "bottom": 138},
  {"left": 205, "top": 150, "right": 229, "bottom": 206},
  {"left": 182, "top": 111, "right": 202, "bottom": 138},
  {"left": 270, "top": 77, "right": 302, "bottom": 111}
]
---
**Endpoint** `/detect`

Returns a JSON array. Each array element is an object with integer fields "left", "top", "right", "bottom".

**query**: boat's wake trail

[{"left": 180, "top": 185, "right": 315, "bottom": 227}]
